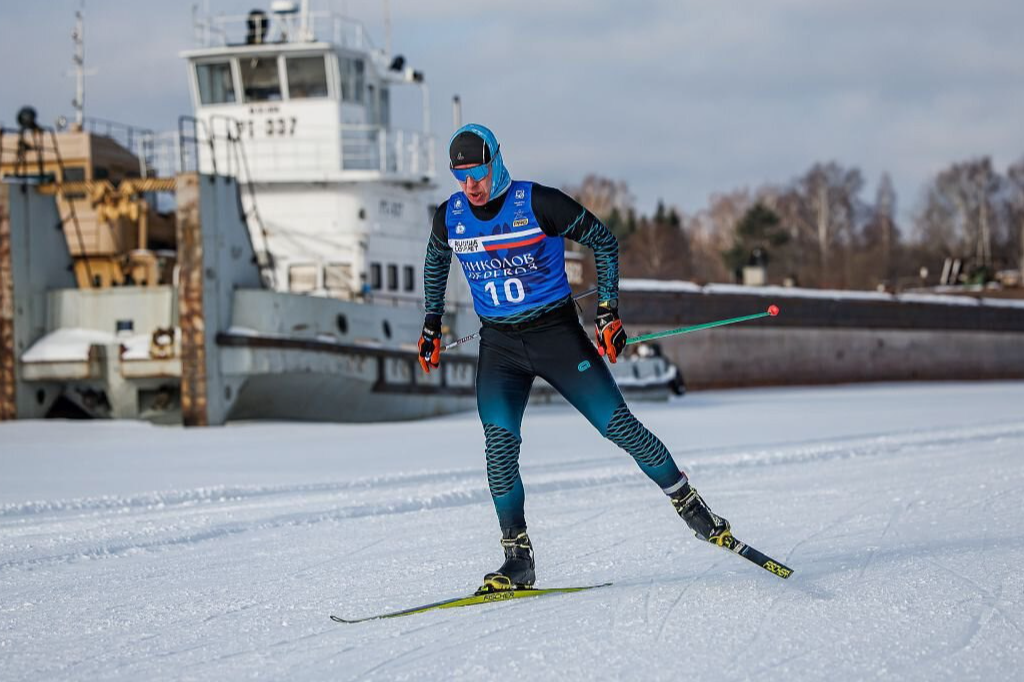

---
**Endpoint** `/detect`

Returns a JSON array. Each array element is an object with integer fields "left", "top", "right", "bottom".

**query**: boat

[{"left": 0, "top": 2, "right": 678, "bottom": 426}]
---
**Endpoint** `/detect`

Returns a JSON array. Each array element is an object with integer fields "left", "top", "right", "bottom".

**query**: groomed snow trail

[{"left": 1, "top": 382, "right": 1023, "bottom": 681}]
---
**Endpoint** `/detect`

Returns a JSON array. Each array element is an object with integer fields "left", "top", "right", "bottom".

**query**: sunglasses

[{"left": 450, "top": 145, "right": 499, "bottom": 182}]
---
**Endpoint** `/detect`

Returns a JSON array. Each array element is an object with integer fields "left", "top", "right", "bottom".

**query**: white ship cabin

[{"left": 181, "top": 3, "right": 441, "bottom": 305}]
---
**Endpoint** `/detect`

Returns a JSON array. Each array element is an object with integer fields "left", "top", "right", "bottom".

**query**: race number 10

[{"left": 484, "top": 278, "right": 526, "bottom": 306}]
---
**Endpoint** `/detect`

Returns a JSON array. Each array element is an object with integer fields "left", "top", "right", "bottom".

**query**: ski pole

[
  {"left": 441, "top": 287, "right": 599, "bottom": 352},
  {"left": 626, "top": 304, "right": 780, "bottom": 345}
]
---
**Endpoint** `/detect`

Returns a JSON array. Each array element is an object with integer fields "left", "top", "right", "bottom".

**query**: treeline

[{"left": 566, "top": 156, "right": 1024, "bottom": 290}]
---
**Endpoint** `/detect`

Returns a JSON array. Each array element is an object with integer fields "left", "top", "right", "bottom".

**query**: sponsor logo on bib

[{"left": 450, "top": 238, "right": 481, "bottom": 254}]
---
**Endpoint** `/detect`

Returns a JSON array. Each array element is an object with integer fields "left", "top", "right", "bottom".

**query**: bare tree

[
  {"left": 917, "top": 157, "right": 1006, "bottom": 281},
  {"left": 774, "top": 162, "right": 864, "bottom": 287},
  {"left": 1007, "top": 158, "right": 1024, "bottom": 281},
  {"left": 563, "top": 175, "right": 636, "bottom": 238},
  {"left": 687, "top": 189, "right": 754, "bottom": 282},
  {"left": 858, "top": 173, "right": 900, "bottom": 288},
  {"left": 937, "top": 158, "right": 1001, "bottom": 268},
  {"left": 563, "top": 151, "right": 1022, "bottom": 292}
]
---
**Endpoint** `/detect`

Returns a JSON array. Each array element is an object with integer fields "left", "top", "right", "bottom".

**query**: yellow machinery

[{"left": 0, "top": 127, "right": 176, "bottom": 288}]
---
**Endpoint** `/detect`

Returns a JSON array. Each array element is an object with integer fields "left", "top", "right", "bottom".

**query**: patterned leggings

[{"left": 476, "top": 306, "right": 685, "bottom": 532}]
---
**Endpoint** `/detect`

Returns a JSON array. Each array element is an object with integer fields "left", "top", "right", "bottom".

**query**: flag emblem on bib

[{"left": 449, "top": 227, "right": 545, "bottom": 254}]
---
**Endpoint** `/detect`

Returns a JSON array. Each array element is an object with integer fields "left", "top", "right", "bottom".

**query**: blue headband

[{"left": 449, "top": 123, "right": 511, "bottom": 200}]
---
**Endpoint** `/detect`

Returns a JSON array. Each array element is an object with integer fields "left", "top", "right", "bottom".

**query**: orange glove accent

[
  {"left": 418, "top": 319, "right": 442, "bottom": 374},
  {"left": 595, "top": 304, "right": 627, "bottom": 363}
]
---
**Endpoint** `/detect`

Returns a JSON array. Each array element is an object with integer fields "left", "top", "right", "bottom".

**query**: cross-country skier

[{"left": 419, "top": 124, "right": 730, "bottom": 592}]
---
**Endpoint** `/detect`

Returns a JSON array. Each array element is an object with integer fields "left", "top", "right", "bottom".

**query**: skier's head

[{"left": 449, "top": 123, "right": 510, "bottom": 206}]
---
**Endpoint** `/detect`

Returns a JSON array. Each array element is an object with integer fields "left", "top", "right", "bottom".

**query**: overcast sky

[{"left": 2, "top": 0, "right": 1022, "bottom": 221}]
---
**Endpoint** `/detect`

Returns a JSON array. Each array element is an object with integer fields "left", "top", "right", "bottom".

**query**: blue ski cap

[{"left": 449, "top": 123, "right": 511, "bottom": 200}]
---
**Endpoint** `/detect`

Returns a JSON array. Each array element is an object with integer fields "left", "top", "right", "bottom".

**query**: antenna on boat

[
  {"left": 67, "top": 1, "right": 96, "bottom": 130},
  {"left": 299, "top": 0, "right": 312, "bottom": 41},
  {"left": 192, "top": 1, "right": 212, "bottom": 47},
  {"left": 383, "top": 0, "right": 392, "bottom": 57},
  {"left": 452, "top": 95, "right": 462, "bottom": 130}
]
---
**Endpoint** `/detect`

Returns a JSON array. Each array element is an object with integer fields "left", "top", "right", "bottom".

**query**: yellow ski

[
  {"left": 330, "top": 583, "right": 612, "bottom": 624},
  {"left": 712, "top": 532, "right": 794, "bottom": 579}
]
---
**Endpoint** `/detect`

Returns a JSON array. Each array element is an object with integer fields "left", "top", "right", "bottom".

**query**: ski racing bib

[{"left": 446, "top": 181, "right": 571, "bottom": 319}]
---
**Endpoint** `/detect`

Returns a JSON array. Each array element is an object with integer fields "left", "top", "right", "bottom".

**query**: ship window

[
  {"left": 387, "top": 264, "right": 398, "bottom": 291},
  {"left": 403, "top": 266, "right": 414, "bottom": 292},
  {"left": 196, "top": 62, "right": 236, "bottom": 105},
  {"left": 286, "top": 56, "right": 328, "bottom": 99},
  {"left": 62, "top": 166, "right": 86, "bottom": 182},
  {"left": 339, "top": 57, "right": 365, "bottom": 103},
  {"left": 288, "top": 264, "right": 318, "bottom": 292},
  {"left": 61, "top": 166, "right": 87, "bottom": 199},
  {"left": 240, "top": 55, "right": 282, "bottom": 102},
  {"left": 324, "top": 262, "right": 353, "bottom": 296},
  {"left": 370, "top": 262, "right": 382, "bottom": 289}
]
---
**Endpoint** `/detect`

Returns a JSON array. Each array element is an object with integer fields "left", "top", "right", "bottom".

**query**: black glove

[
  {"left": 594, "top": 300, "right": 627, "bottom": 363},
  {"left": 418, "top": 315, "right": 442, "bottom": 373}
]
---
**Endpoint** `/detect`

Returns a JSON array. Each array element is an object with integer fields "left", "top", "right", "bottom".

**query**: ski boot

[
  {"left": 480, "top": 529, "right": 536, "bottom": 592},
  {"left": 671, "top": 482, "right": 732, "bottom": 546}
]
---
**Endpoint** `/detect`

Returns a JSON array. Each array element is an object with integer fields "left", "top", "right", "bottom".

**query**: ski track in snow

[
  {"left": 2, "top": 421, "right": 1019, "bottom": 573},
  {"left": 3, "top": 420, "right": 1019, "bottom": 521},
  {"left": 1, "top": 382, "right": 1023, "bottom": 681}
]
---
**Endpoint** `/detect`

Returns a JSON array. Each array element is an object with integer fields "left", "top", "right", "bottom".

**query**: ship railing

[
  {"left": 2, "top": 116, "right": 179, "bottom": 211},
  {"left": 340, "top": 125, "right": 435, "bottom": 176},
  {"left": 55, "top": 117, "right": 174, "bottom": 183},
  {"left": 81, "top": 117, "right": 155, "bottom": 162},
  {"left": 179, "top": 116, "right": 434, "bottom": 179},
  {"left": 177, "top": 115, "right": 278, "bottom": 288},
  {"left": 147, "top": 131, "right": 186, "bottom": 179},
  {"left": 193, "top": 9, "right": 375, "bottom": 53},
  {"left": 177, "top": 117, "right": 208, "bottom": 175}
]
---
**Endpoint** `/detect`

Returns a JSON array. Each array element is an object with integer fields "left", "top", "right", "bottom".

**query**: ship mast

[
  {"left": 72, "top": 6, "right": 84, "bottom": 128},
  {"left": 299, "top": 0, "right": 312, "bottom": 41},
  {"left": 383, "top": 0, "right": 392, "bottom": 57},
  {"left": 69, "top": 1, "right": 95, "bottom": 130},
  {"left": 452, "top": 95, "right": 462, "bottom": 129}
]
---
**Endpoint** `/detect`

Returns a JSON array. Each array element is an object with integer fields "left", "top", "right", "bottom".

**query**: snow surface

[
  {"left": 20, "top": 328, "right": 117, "bottom": 363},
  {"left": 20, "top": 327, "right": 171, "bottom": 363},
  {"left": 2, "top": 382, "right": 1023, "bottom": 681}
]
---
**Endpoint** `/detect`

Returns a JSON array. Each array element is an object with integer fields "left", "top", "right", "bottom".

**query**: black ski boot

[
  {"left": 481, "top": 529, "right": 536, "bottom": 592},
  {"left": 671, "top": 483, "right": 732, "bottom": 545}
]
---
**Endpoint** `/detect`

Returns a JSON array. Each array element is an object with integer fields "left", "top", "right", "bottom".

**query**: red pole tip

[{"left": 767, "top": 304, "right": 780, "bottom": 316}]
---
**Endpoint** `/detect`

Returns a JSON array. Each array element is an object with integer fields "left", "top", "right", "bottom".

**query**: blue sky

[{"left": 2, "top": 0, "right": 1022, "bottom": 221}]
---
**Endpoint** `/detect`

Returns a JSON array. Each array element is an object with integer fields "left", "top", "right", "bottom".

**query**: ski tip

[
  {"left": 330, "top": 615, "right": 358, "bottom": 624},
  {"left": 764, "top": 562, "right": 795, "bottom": 579}
]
